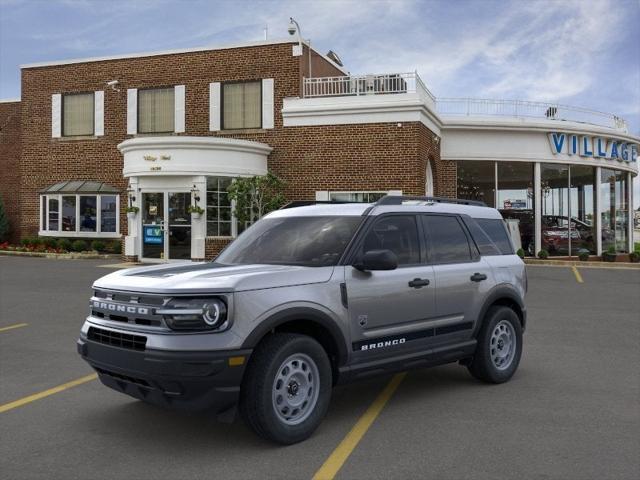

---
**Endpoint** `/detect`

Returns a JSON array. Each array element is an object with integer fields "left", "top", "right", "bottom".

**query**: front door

[
  {"left": 345, "top": 214, "right": 436, "bottom": 361},
  {"left": 141, "top": 192, "right": 192, "bottom": 262}
]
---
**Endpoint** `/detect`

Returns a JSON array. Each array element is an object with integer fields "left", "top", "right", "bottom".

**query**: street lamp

[{"left": 288, "top": 17, "right": 311, "bottom": 78}]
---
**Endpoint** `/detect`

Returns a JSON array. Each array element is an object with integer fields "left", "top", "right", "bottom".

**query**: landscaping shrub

[
  {"left": 40, "top": 237, "right": 58, "bottom": 249},
  {"left": 20, "top": 237, "right": 33, "bottom": 247},
  {"left": 108, "top": 239, "right": 122, "bottom": 254},
  {"left": 537, "top": 249, "right": 549, "bottom": 259},
  {"left": 578, "top": 251, "right": 589, "bottom": 261},
  {"left": 516, "top": 248, "right": 525, "bottom": 259},
  {"left": 629, "top": 251, "right": 640, "bottom": 263},
  {"left": 58, "top": 238, "right": 73, "bottom": 252},
  {"left": 91, "top": 240, "right": 106, "bottom": 252},
  {"left": 71, "top": 239, "right": 88, "bottom": 252}
]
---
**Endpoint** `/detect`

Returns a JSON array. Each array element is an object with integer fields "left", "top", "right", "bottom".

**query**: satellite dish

[{"left": 326, "top": 50, "right": 343, "bottom": 67}]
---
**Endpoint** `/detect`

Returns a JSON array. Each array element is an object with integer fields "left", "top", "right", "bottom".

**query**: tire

[
  {"left": 467, "top": 306, "right": 523, "bottom": 383},
  {"left": 239, "top": 333, "right": 332, "bottom": 444}
]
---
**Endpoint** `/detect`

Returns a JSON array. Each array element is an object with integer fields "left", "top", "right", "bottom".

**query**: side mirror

[{"left": 353, "top": 249, "right": 398, "bottom": 271}]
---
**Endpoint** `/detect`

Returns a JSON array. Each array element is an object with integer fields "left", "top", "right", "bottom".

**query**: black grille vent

[{"left": 88, "top": 326, "right": 147, "bottom": 351}]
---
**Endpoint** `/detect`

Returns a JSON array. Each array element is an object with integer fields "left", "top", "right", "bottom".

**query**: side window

[
  {"left": 463, "top": 218, "right": 501, "bottom": 256},
  {"left": 476, "top": 218, "right": 514, "bottom": 254},
  {"left": 423, "top": 215, "right": 472, "bottom": 264},
  {"left": 361, "top": 215, "right": 420, "bottom": 265}
]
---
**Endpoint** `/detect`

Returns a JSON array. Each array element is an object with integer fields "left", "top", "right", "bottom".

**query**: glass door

[
  {"left": 141, "top": 192, "right": 165, "bottom": 260},
  {"left": 167, "top": 192, "right": 191, "bottom": 260}
]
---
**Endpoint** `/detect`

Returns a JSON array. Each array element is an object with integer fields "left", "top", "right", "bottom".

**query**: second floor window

[
  {"left": 223, "top": 81, "right": 261, "bottom": 129},
  {"left": 63, "top": 92, "right": 94, "bottom": 136},
  {"left": 138, "top": 87, "right": 175, "bottom": 133}
]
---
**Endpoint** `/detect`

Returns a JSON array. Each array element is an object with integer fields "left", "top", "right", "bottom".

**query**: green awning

[{"left": 40, "top": 180, "right": 120, "bottom": 194}]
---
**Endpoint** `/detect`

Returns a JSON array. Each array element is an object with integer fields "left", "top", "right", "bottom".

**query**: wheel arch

[
  {"left": 241, "top": 307, "right": 348, "bottom": 382},
  {"left": 475, "top": 285, "right": 526, "bottom": 335}
]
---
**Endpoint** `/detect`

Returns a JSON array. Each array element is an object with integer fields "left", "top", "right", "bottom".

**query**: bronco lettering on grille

[{"left": 92, "top": 300, "right": 149, "bottom": 315}]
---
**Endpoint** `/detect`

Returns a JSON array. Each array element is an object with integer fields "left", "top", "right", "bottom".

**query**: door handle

[
  {"left": 408, "top": 278, "right": 430, "bottom": 288},
  {"left": 470, "top": 273, "right": 487, "bottom": 282}
]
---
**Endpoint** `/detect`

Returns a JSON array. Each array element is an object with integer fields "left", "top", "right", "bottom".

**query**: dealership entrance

[{"left": 140, "top": 191, "right": 191, "bottom": 262}]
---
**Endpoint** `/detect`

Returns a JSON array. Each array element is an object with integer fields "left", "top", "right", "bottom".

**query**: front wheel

[
  {"left": 467, "top": 306, "right": 523, "bottom": 383},
  {"left": 239, "top": 333, "right": 332, "bottom": 444}
]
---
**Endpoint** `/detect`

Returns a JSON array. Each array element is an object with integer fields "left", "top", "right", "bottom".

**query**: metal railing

[
  {"left": 435, "top": 98, "right": 628, "bottom": 132},
  {"left": 303, "top": 72, "right": 436, "bottom": 102},
  {"left": 301, "top": 73, "right": 628, "bottom": 132}
]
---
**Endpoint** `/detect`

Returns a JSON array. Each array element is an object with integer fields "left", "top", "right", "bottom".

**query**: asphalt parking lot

[{"left": 1, "top": 256, "right": 639, "bottom": 480}]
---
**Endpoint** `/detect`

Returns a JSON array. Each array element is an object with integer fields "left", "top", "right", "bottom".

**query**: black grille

[
  {"left": 94, "top": 367, "right": 150, "bottom": 387},
  {"left": 88, "top": 326, "right": 147, "bottom": 351}
]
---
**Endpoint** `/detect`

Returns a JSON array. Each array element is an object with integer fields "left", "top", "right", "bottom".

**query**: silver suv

[{"left": 78, "top": 196, "right": 527, "bottom": 444}]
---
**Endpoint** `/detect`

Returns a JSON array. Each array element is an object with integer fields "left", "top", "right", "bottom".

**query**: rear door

[
  {"left": 345, "top": 214, "right": 436, "bottom": 361},
  {"left": 422, "top": 214, "right": 494, "bottom": 345}
]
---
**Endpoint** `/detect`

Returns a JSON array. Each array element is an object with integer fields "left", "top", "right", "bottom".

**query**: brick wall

[{"left": 0, "top": 101, "right": 21, "bottom": 243}]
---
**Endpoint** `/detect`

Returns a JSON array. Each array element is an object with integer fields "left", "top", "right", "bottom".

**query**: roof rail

[
  {"left": 280, "top": 200, "right": 356, "bottom": 209},
  {"left": 375, "top": 195, "right": 487, "bottom": 207}
]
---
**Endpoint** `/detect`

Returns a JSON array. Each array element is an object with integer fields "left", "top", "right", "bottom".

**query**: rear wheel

[
  {"left": 239, "top": 333, "right": 332, "bottom": 444},
  {"left": 468, "top": 306, "right": 522, "bottom": 383}
]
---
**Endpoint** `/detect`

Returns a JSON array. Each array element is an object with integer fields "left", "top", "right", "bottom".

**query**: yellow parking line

[
  {"left": 312, "top": 372, "right": 406, "bottom": 480},
  {"left": 0, "top": 323, "right": 28, "bottom": 333},
  {"left": 571, "top": 266, "right": 584, "bottom": 283},
  {"left": 0, "top": 373, "right": 97, "bottom": 414}
]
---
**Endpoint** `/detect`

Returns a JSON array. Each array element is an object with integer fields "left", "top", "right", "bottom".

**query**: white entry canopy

[{"left": 118, "top": 136, "right": 271, "bottom": 178}]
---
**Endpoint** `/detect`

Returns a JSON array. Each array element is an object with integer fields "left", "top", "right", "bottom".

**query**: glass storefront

[
  {"left": 601, "top": 169, "right": 629, "bottom": 253},
  {"left": 457, "top": 160, "right": 630, "bottom": 256},
  {"left": 497, "top": 163, "right": 535, "bottom": 255}
]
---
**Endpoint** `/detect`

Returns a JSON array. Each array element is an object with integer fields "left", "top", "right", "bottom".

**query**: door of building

[{"left": 141, "top": 192, "right": 192, "bottom": 262}]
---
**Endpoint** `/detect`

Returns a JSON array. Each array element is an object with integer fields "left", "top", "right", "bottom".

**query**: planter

[
  {"left": 629, "top": 252, "right": 640, "bottom": 263},
  {"left": 191, "top": 212, "right": 203, "bottom": 220},
  {"left": 602, "top": 253, "right": 617, "bottom": 262},
  {"left": 127, "top": 211, "right": 137, "bottom": 221}
]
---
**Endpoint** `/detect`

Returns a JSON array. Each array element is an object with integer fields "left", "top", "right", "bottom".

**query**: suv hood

[{"left": 93, "top": 262, "right": 335, "bottom": 294}]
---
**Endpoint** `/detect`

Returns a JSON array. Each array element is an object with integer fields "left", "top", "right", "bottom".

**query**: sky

[{"left": 1, "top": 0, "right": 638, "bottom": 205}]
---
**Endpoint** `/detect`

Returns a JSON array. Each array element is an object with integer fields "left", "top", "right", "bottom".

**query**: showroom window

[
  {"left": 498, "top": 162, "right": 534, "bottom": 255},
  {"left": 39, "top": 181, "right": 120, "bottom": 237},
  {"left": 457, "top": 161, "right": 496, "bottom": 207},
  {"left": 138, "top": 87, "right": 175, "bottom": 133},
  {"left": 600, "top": 168, "right": 629, "bottom": 253},
  {"left": 206, "top": 177, "right": 234, "bottom": 237},
  {"left": 222, "top": 81, "right": 261, "bottom": 129},
  {"left": 62, "top": 92, "right": 94, "bottom": 136}
]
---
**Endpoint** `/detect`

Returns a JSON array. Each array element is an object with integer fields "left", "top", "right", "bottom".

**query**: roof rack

[
  {"left": 375, "top": 195, "right": 487, "bottom": 207},
  {"left": 280, "top": 200, "right": 356, "bottom": 209}
]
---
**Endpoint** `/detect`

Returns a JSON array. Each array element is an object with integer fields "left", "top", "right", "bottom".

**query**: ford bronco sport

[{"left": 78, "top": 195, "right": 527, "bottom": 444}]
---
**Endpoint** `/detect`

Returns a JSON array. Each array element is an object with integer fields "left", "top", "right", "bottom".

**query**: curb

[
  {"left": 0, "top": 250, "right": 119, "bottom": 260},
  {"left": 524, "top": 259, "right": 640, "bottom": 269}
]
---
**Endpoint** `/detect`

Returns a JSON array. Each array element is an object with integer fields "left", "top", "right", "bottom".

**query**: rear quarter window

[{"left": 475, "top": 218, "right": 514, "bottom": 255}]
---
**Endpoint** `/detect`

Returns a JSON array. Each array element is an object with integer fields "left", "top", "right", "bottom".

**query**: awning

[{"left": 40, "top": 180, "right": 120, "bottom": 194}]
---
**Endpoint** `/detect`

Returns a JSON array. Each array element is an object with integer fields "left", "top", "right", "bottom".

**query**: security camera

[
  {"left": 288, "top": 17, "right": 297, "bottom": 36},
  {"left": 106, "top": 80, "right": 118, "bottom": 86}
]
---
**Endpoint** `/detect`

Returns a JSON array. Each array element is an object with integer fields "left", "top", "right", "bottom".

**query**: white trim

[
  {"left": 51, "top": 94, "right": 61, "bottom": 138},
  {"left": 19, "top": 38, "right": 349, "bottom": 71},
  {"left": 262, "top": 78, "right": 275, "bottom": 129},
  {"left": 425, "top": 161, "right": 434, "bottom": 196},
  {"left": 0, "top": 97, "right": 20, "bottom": 103},
  {"left": 127, "top": 88, "right": 137, "bottom": 135},
  {"left": 38, "top": 231, "right": 121, "bottom": 239},
  {"left": 174, "top": 85, "right": 186, "bottom": 133},
  {"left": 94, "top": 90, "right": 104, "bottom": 136},
  {"left": 209, "top": 82, "right": 221, "bottom": 131},
  {"left": 39, "top": 193, "right": 120, "bottom": 237},
  {"left": 315, "top": 191, "right": 330, "bottom": 201},
  {"left": 595, "top": 166, "right": 602, "bottom": 256}
]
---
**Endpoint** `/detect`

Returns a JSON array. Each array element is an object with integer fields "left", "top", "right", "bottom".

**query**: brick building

[{"left": 0, "top": 38, "right": 637, "bottom": 260}]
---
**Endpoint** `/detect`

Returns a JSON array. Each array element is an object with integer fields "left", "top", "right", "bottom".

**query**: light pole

[{"left": 288, "top": 17, "right": 311, "bottom": 79}]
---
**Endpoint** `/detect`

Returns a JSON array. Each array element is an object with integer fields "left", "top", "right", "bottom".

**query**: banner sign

[{"left": 143, "top": 226, "right": 163, "bottom": 245}]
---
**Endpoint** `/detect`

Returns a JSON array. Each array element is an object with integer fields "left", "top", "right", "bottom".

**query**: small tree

[
  {"left": 0, "top": 195, "right": 9, "bottom": 242},
  {"left": 227, "top": 173, "right": 286, "bottom": 226}
]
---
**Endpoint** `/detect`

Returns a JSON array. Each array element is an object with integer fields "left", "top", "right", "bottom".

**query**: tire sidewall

[
  {"left": 257, "top": 336, "right": 332, "bottom": 444},
  {"left": 478, "top": 307, "right": 523, "bottom": 383}
]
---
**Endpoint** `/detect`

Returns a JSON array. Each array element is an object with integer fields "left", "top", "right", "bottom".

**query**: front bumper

[{"left": 77, "top": 336, "right": 251, "bottom": 414}]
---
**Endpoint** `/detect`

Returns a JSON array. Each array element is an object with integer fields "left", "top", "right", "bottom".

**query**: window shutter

[
  {"left": 315, "top": 191, "right": 330, "bottom": 201},
  {"left": 209, "top": 82, "right": 220, "bottom": 131},
  {"left": 94, "top": 90, "right": 104, "bottom": 136},
  {"left": 51, "top": 94, "right": 61, "bottom": 138},
  {"left": 174, "top": 85, "right": 185, "bottom": 133},
  {"left": 262, "top": 78, "right": 274, "bottom": 129},
  {"left": 127, "top": 88, "right": 137, "bottom": 134}
]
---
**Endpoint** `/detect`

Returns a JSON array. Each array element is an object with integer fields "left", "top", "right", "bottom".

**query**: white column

[
  {"left": 534, "top": 162, "right": 541, "bottom": 255},
  {"left": 628, "top": 171, "right": 634, "bottom": 253},
  {"left": 124, "top": 177, "right": 140, "bottom": 258},
  {"left": 191, "top": 176, "right": 207, "bottom": 260},
  {"left": 595, "top": 166, "right": 602, "bottom": 256}
]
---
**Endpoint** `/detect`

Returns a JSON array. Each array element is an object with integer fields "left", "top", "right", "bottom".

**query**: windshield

[{"left": 215, "top": 216, "right": 363, "bottom": 267}]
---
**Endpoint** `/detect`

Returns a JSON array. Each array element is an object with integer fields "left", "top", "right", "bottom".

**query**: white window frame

[
  {"left": 326, "top": 190, "right": 402, "bottom": 203},
  {"left": 39, "top": 193, "right": 121, "bottom": 238},
  {"left": 205, "top": 176, "right": 236, "bottom": 238}
]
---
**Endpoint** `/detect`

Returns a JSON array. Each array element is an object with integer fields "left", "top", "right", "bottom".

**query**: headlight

[{"left": 157, "top": 298, "right": 228, "bottom": 331}]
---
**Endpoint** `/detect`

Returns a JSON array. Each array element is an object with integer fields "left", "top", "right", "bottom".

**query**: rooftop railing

[{"left": 302, "top": 73, "right": 628, "bottom": 132}]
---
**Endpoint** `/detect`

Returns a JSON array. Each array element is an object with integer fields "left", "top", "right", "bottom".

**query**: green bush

[
  {"left": 629, "top": 251, "right": 640, "bottom": 263},
  {"left": 578, "top": 251, "right": 589, "bottom": 261},
  {"left": 516, "top": 248, "right": 525, "bottom": 259},
  {"left": 20, "top": 237, "right": 33, "bottom": 247},
  {"left": 537, "top": 249, "right": 549, "bottom": 259},
  {"left": 108, "top": 239, "right": 122, "bottom": 254},
  {"left": 606, "top": 245, "right": 616, "bottom": 254},
  {"left": 71, "top": 239, "right": 88, "bottom": 252},
  {"left": 91, "top": 240, "right": 106, "bottom": 252},
  {"left": 58, "top": 238, "right": 73, "bottom": 252},
  {"left": 40, "top": 237, "right": 58, "bottom": 249}
]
